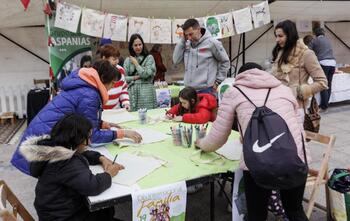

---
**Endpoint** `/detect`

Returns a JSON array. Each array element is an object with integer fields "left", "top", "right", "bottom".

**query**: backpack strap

[
  {"left": 233, "top": 86, "right": 257, "bottom": 108},
  {"left": 263, "top": 88, "right": 272, "bottom": 106},
  {"left": 301, "top": 133, "right": 308, "bottom": 166}
]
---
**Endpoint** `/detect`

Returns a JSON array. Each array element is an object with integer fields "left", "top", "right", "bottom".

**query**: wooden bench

[{"left": 0, "top": 112, "right": 15, "bottom": 125}]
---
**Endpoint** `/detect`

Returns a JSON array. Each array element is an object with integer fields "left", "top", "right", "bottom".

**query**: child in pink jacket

[{"left": 195, "top": 63, "right": 309, "bottom": 221}]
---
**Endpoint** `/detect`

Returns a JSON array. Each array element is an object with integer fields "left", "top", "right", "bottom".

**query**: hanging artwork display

[
  {"left": 217, "top": 13, "right": 235, "bottom": 38},
  {"left": 205, "top": 16, "right": 222, "bottom": 39},
  {"left": 150, "top": 19, "right": 172, "bottom": 44},
  {"left": 172, "top": 19, "right": 186, "bottom": 44},
  {"left": 80, "top": 8, "right": 106, "bottom": 37},
  {"left": 54, "top": 1, "right": 81, "bottom": 33},
  {"left": 103, "top": 14, "right": 128, "bottom": 41},
  {"left": 128, "top": 17, "right": 151, "bottom": 43},
  {"left": 251, "top": 0, "right": 271, "bottom": 29},
  {"left": 232, "top": 7, "right": 253, "bottom": 34}
]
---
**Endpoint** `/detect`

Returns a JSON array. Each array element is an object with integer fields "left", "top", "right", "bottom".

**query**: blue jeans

[
  {"left": 197, "top": 87, "right": 217, "bottom": 97},
  {"left": 319, "top": 65, "right": 335, "bottom": 109}
]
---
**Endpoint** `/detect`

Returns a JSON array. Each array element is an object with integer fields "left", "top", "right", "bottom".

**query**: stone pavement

[{"left": 1, "top": 103, "right": 349, "bottom": 220}]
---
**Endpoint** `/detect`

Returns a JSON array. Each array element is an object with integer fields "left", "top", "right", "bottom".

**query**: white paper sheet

[
  {"left": 215, "top": 139, "right": 242, "bottom": 161},
  {"left": 232, "top": 7, "right": 253, "bottom": 34},
  {"left": 251, "top": 1, "right": 271, "bottom": 29},
  {"left": 172, "top": 19, "right": 186, "bottom": 44},
  {"left": 54, "top": 2, "right": 81, "bottom": 33},
  {"left": 150, "top": 19, "right": 172, "bottom": 44},
  {"left": 128, "top": 17, "right": 151, "bottom": 43},
  {"left": 217, "top": 13, "right": 235, "bottom": 38},
  {"left": 90, "top": 152, "right": 164, "bottom": 186},
  {"left": 103, "top": 14, "right": 128, "bottom": 41},
  {"left": 102, "top": 109, "right": 138, "bottom": 124},
  {"left": 205, "top": 16, "right": 222, "bottom": 39},
  {"left": 115, "top": 128, "right": 170, "bottom": 146},
  {"left": 80, "top": 8, "right": 106, "bottom": 37}
]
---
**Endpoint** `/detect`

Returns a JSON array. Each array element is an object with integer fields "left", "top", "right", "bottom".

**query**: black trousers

[
  {"left": 319, "top": 65, "right": 335, "bottom": 109},
  {"left": 243, "top": 171, "right": 308, "bottom": 221}
]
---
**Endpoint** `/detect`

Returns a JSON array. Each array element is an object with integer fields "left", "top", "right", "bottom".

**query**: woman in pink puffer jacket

[{"left": 196, "top": 63, "right": 309, "bottom": 221}]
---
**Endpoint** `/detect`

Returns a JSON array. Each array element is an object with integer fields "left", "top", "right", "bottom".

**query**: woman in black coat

[{"left": 19, "top": 113, "right": 124, "bottom": 221}]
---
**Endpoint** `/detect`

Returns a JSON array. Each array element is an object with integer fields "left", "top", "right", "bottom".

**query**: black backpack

[{"left": 234, "top": 85, "right": 308, "bottom": 190}]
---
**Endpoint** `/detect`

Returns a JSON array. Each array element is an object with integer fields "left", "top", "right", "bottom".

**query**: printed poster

[
  {"left": 172, "top": 19, "right": 186, "bottom": 44},
  {"left": 54, "top": 1, "right": 81, "bottom": 33},
  {"left": 251, "top": 1, "right": 271, "bottom": 28},
  {"left": 150, "top": 19, "right": 172, "bottom": 44},
  {"left": 103, "top": 14, "right": 128, "bottom": 41},
  {"left": 232, "top": 169, "right": 247, "bottom": 221},
  {"left": 128, "top": 17, "right": 151, "bottom": 43},
  {"left": 132, "top": 181, "right": 187, "bottom": 221},
  {"left": 46, "top": 14, "right": 91, "bottom": 82},
  {"left": 232, "top": 7, "right": 253, "bottom": 34},
  {"left": 217, "top": 13, "right": 235, "bottom": 38},
  {"left": 80, "top": 8, "right": 106, "bottom": 37},
  {"left": 156, "top": 88, "right": 171, "bottom": 108},
  {"left": 205, "top": 16, "right": 222, "bottom": 39}
]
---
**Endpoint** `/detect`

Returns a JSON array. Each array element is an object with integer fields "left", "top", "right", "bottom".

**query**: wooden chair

[
  {"left": 0, "top": 180, "right": 34, "bottom": 221},
  {"left": 303, "top": 131, "right": 336, "bottom": 220}
]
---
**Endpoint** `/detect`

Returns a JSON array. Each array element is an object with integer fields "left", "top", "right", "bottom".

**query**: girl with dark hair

[
  {"left": 166, "top": 87, "right": 217, "bottom": 124},
  {"left": 12, "top": 60, "right": 142, "bottom": 175},
  {"left": 19, "top": 114, "right": 123, "bottom": 221},
  {"left": 271, "top": 20, "right": 327, "bottom": 123},
  {"left": 124, "top": 33, "right": 157, "bottom": 111}
]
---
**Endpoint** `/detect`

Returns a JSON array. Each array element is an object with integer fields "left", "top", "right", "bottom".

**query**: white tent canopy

[{"left": 1, "top": 1, "right": 350, "bottom": 29}]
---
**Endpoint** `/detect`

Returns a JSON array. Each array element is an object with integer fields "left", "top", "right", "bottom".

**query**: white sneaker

[{"left": 187, "top": 184, "right": 203, "bottom": 194}]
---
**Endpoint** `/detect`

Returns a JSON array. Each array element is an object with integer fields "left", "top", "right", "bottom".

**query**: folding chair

[
  {"left": 0, "top": 180, "right": 34, "bottom": 221},
  {"left": 303, "top": 131, "right": 336, "bottom": 220}
]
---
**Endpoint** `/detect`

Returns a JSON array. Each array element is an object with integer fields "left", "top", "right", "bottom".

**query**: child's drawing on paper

[
  {"left": 128, "top": 17, "right": 151, "bottom": 43},
  {"left": 103, "top": 14, "right": 128, "bottom": 41},
  {"left": 205, "top": 16, "right": 221, "bottom": 38},
  {"left": 54, "top": 2, "right": 81, "bottom": 33},
  {"left": 81, "top": 9, "right": 105, "bottom": 37},
  {"left": 218, "top": 13, "right": 235, "bottom": 38},
  {"left": 172, "top": 19, "right": 186, "bottom": 44},
  {"left": 251, "top": 1, "right": 271, "bottom": 28},
  {"left": 150, "top": 19, "right": 171, "bottom": 44}
]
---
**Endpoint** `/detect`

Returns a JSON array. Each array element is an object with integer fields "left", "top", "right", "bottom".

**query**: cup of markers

[
  {"left": 195, "top": 124, "right": 208, "bottom": 140},
  {"left": 138, "top": 108, "right": 147, "bottom": 124},
  {"left": 170, "top": 126, "right": 182, "bottom": 146}
]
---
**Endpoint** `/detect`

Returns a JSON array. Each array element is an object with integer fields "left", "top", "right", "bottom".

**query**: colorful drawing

[
  {"left": 156, "top": 88, "right": 171, "bottom": 108},
  {"left": 172, "top": 19, "right": 186, "bottom": 44},
  {"left": 232, "top": 7, "right": 253, "bottom": 34},
  {"left": 217, "top": 13, "right": 235, "bottom": 38},
  {"left": 128, "top": 17, "right": 151, "bottom": 43},
  {"left": 103, "top": 14, "right": 128, "bottom": 41},
  {"left": 54, "top": 2, "right": 81, "bottom": 33},
  {"left": 80, "top": 8, "right": 105, "bottom": 37},
  {"left": 150, "top": 19, "right": 171, "bottom": 44},
  {"left": 251, "top": 0, "right": 271, "bottom": 28},
  {"left": 132, "top": 182, "right": 186, "bottom": 221},
  {"left": 205, "top": 16, "right": 221, "bottom": 38}
]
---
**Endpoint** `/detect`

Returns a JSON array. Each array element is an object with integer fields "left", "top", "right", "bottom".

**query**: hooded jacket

[
  {"left": 167, "top": 93, "right": 217, "bottom": 124},
  {"left": 272, "top": 39, "right": 328, "bottom": 107},
  {"left": 196, "top": 69, "right": 309, "bottom": 170},
  {"left": 11, "top": 68, "right": 116, "bottom": 175},
  {"left": 173, "top": 28, "right": 230, "bottom": 90},
  {"left": 19, "top": 136, "right": 111, "bottom": 221}
]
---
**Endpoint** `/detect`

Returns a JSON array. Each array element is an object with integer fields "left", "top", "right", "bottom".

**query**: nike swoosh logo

[{"left": 252, "top": 132, "right": 285, "bottom": 153}]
